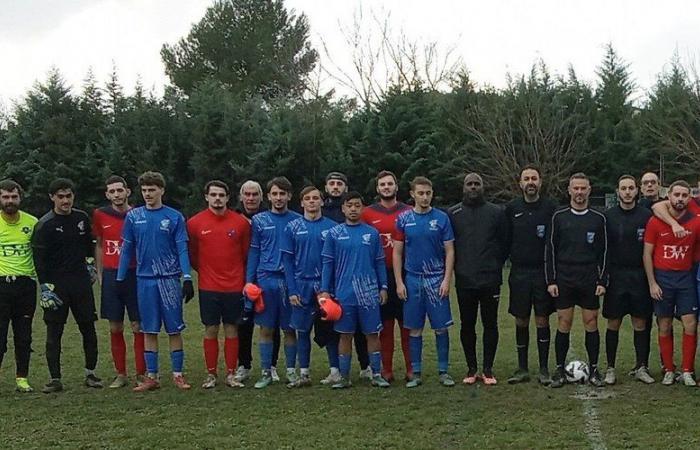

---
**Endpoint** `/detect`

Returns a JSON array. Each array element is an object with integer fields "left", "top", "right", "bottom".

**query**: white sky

[{"left": 1, "top": 0, "right": 699, "bottom": 107}]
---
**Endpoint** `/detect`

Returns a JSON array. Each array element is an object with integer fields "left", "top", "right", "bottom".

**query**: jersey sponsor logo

[
  {"left": 134, "top": 220, "right": 147, "bottom": 224},
  {"left": 586, "top": 231, "right": 595, "bottom": 243},
  {"left": 201, "top": 229, "right": 212, "bottom": 235},
  {"left": 514, "top": 212, "right": 524, "bottom": 218},
  {"left": 662, "top": 245, "right": 690, "bottom": 260},
  {"left": 379, "top": 232, "right": 393, "bottom": 248},
  {"left": 362, "top": 233, "right": 372, "bottom": 245},
  {"left": 295, "top": 230, "right": 309, "bottom": 235},
  {"left": 263, "top": 226, "right": 276, "bottom": 230},
  {"left": 429, "top": 219, "right": 439, "bottom": 231},
  {"left": 159, "top": 219, "right": 170, "bottom": 231},
  {"left": 536, "top": 224, "right": 545, "bottom": 238},
  {"left": 105, "top": 239, "right": 122, "bottom": 256},
  {"left": 637, "top": 228, "right": 645, "bottom": 241},
  {"left": 0, "top": 243, "right": 31, "bottom": 257}
]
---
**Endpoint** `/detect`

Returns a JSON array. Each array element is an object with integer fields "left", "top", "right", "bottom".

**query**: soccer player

[
  {"left": 448, "top": 173, "right": 508, "bottom": 385},
  {"left": 638, "top": 172, "right": 662, "bottom": 210},
  {"left": 602, "top": 175, "right": 655, "bottom": 384},
  {"left": 117, "top": 171, "right": 194, "bottom": 391},
  {"left": 93, "top": 175, "right": 146, "bottom": 388},
  {"left": 0, "top": 180, "right": 38, "bottom": 393},
  {"left": 281, "top": 186, "right": 337, "bottom": 387},
  {"left": 504, "top": 165, "right": 557, "bottom": 385},
  {"left": 320, "top": 191, "right": 391, "bottom": 389},
  {"left": 643, "top": 180, "right": 700, "bottom": 386},
  {"left": 234, "top": 180, "right": 282, "bottom": 383},
  {"left": 188, "top": 180, "right": 250, "bottom": 389},
  {"left": 393, "top": 177, "right": 455, "bottom": 387},
  {"left": 361, "top": 170, "right": 412, "bottom": 382},
  {"left": 246, "top": 176, "right": 301, "bottom": 389},
  {"left": 33, "top": 178, "right": 102, "bottom": 393},
  {"left": 546, "top": 173, "right": 608, "bottom": 388}
]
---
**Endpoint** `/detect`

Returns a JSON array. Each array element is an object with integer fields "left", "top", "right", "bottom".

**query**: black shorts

[
  {"left": 0, "top": 276, "right": 37, "bottom": 325},
  {"left": 508, "top": 266, "right": 554, "bottom": 318},
  {"left": 199, "top": 290, "right": 243, "bottom": 326},
  {"left": 44, "top": 274, "right": 97, "bottom": 324},
  {"left": 380, "top": 270, "right": 404, "bottom": 322},
  {"left": 603, "top": 269, "right": 653, "bottom": 319},
  {"left": 555, "top": 265, "right": 600, "bottom": 311}
]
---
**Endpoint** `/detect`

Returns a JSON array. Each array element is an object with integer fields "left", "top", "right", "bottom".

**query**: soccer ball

[{"left": 565, "top": 360, "right": 590, "bottom": 383}]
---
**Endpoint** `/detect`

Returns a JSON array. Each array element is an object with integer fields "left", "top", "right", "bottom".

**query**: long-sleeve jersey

[
  {"left": 505, "top": 197, "right": 557, "bottom": 268},
  {"left": 281, "top": 215, "right": 336, "bottom": 297},
  {"left": 245, "top": 209, "right": 301, "bottom": 282},
  {"left": 604, "top": 204, "right": 652, "bottom": 269},
  {"left": 447, "top": 200, "right": 508, "bottom": 289},
  {"left": 361, "top": 202, "right": 411, "bottom": 268},
  {"left": 322, "top": 197, "right": 345, "bottom": 223},
  {"left": 187, "top": 208, "right": 250, "bottom": 292},
  {"left": 321, "top": 222, "right": 388, "bottom": 306},
  {"left": 393, "top": 208, "right": 454, "bottom": 276},
  {"left": 545, "top": 207, "right": 608, "bottom": 286},
  {"left": 32, "top": 209, "right": 93, "bottom": 283},
  {"left": 117, "top": 205, "right": 191, "bottom": 280}
]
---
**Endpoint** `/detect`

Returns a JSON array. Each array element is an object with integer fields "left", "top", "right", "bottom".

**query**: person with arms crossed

[
  {"left": 504, "top": 165, "right": 557, "bottom": 385},
  {"left": 33, "top": 178, "right": 102, "bottom": 393},
  {"left": 320, "top": 191, "right": 391, "bottom": 389},
  {"left": 393, "top": 177, "right": 455, "bottom": 387},
  {"left": 188, "top": 180, "right": 250, "bottom": 389},
  {"left": 118, "top": 171, "right": 195, "bottom": 391},
  {"left": 0, "top": 180, "right": 38, "bottom": 393},
  {"left": 643, "top": 180, "right": 700, "bottom": 386},
  {"left": 93, "top": 175, "right": 146, "bottom": 388},
  {"left": 546, "top": 173, "right": 608, "bottom": 388}
]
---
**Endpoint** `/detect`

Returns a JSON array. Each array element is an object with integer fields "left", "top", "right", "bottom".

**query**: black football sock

[
  {"left": 536, "top": 326, "right": 550, "bottom": 370},
  {"left": 585, "top": 330, "right": 600, "bottom": 370},
  {"left": 634, "top": 329, "right": 650, "bottom": 368},
  {"left": 515, "top": 325, "right": 529, "bottom": 371},
  {"left": 605, "top": 329, "right": 619, "bottom": 368},
  {"left": 555, "top": 330, "right": 570, "bottom": 369}
]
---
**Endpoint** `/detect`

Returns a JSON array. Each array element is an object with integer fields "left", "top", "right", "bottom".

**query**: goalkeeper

[{"left": 32, "top": 179, "right": 102, "bottom": 393}]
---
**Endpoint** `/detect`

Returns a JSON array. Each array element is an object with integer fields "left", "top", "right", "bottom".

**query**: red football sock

[
  {"left": 682, "top": 333, "right": 697, "bottom": 373},
  {"left": 380, "top": 319, "right": 395, "bottom": 376},
  {"left": 224, "top": 337, "right": 239, "bottom": 374},
  {"left": 133, "top": 332, "right": 146, "bottom": 376},
  {"left": 204, "top": 338, "right": 219, "bottom": 375},
  {"left": 659, "top": 334, "right": 675, "bottom": 372},
  {"left": 399, "top": 322, "right": 412, "bottom": 375},
  {"left": 110, "top": 331, "right": 127, "bottom": 375}
]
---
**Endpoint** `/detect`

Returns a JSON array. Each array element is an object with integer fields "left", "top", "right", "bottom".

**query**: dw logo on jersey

[
  {"left": 663, "top": 245, "right": 689, "bottom": 260},
  {"left": 536, "top": 225, "right": 545, "bottom": 238},
  {"left": 362, "top": 233, "right": 372, "bottom": 245},
  {"left": 637, "top": 228, "right": 645, "bottom": 241},
  {"left": 429, "top": 219, "right": 439, "bottom": 231},
  {"left": 586, "top": 232, "right": 595, "bottom": 244},
  {"left": 159, "top": 219, "right": 170, "bottom": 231},
  {"left": 105, "top": 240, "right": 121, "bottom": 256}
]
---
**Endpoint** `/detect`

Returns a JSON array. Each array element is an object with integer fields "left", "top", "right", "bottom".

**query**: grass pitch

[{"left": 1, "top": 274, "right": 699, "bottom": 449}]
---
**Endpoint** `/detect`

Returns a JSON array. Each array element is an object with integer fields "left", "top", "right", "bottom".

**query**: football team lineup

[{"left": 1, "top": 167, "right": 699, "bottom": 447}]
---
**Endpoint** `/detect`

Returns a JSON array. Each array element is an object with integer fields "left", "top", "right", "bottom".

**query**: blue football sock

[
  {"left": 284, "top": 343, "right": 298, "bottom": 370},
  {"left": 170, "top": 349, "right": 184, "bottom": 373},
  {"left": 370, "top": 351, "right": 381, "bottom": 375},
  {"left": 436, "top": 332, "right": 449, "bottom": 374},
  {"left": 339, "top": 353, "right": 352, "bottom": 378},
  {"left": 144, "top": 350, "right": 158, "bottom": 375},
  {"left": 260, "top": 341, "right": 273, "bottom": 371},
  {"left": 297, "top": 332, "right": 311, "bottom": 369},
  {"left": 409, "top": 335, "right": 423, "bottom": 375},
  {"left": 326, "top": 340, "right": 339, "bottom": 368}
]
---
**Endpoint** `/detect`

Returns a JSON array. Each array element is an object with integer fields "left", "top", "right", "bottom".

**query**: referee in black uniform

[
  {"left": 602, "top": 175, "right": 654, "bottom": 385},
  {"left": 32, "top": 179, "right": 102, "bottom": 393},
  {"left": 505, "top": 165, "right": 557, "bottom": 385},
  {"left": 546, "top": 173, "right": 608, "bottom": 388}
]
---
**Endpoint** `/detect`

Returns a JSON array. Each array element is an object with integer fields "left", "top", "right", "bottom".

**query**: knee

[
  {"left": 558, "top": 318, "right": 573, "bottom": 332},
  {"left": 534, "top": 316, "right": 549, "bottom": 328},
  {"left": 78, "top": 321, "right": 97, "bottom": 338},
  {"left": 515, "top": 317, "right": 529, "bottom": 328},
  {"left": 130, "top": 322, "right": 141, "bottom": 334},
  {"left": 109, "top": 321, "right": 125, "bottom": 333}
]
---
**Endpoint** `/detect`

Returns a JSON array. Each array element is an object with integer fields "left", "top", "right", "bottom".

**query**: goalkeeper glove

[
  {"left": 182, "top": 279, "right": 195, "bottom": 303},
  {"left": 39, "top": 283, "right": 63, "bottom": 311}
]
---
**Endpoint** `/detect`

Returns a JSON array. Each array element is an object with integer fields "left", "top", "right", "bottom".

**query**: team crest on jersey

[
  {"left": 429, "top": 219, "right": 439, "bottom": 231},
  {"left": 77, "top": 220, "right": 85, "bottom": 232},
  {"left": 160, "top": 219, "right": 170, "bottom": 231},
  {"left": 227, "top": 229, "right": 237, "bottom": 238},
  {"left": 362, "top": 233, "right": 372, "bottom": 245},
  {"left": 321, "top": 230, "right": 329, "bottom": 239},
  {"left": 586, "top": 231, "right": 595, "bottom": 244},
  {"left": 21, "top": 226, "right": 31, "bottom": 234},
  {"left": 536, "top": 225, "right": 545, "bottom": 238},
  {"left": 637, "top": 228, "right": 645, "bottom": 241}
]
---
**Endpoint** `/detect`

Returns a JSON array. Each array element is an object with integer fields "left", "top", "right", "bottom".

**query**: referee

[
  {"left": 546, "top": 173, "right": 608, "bottom": 388},
  {"left": 0, "top": 180, "right": 38, "bottom": 393}
]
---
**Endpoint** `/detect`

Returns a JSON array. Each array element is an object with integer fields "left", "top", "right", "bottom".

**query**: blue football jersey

[
  {"left": 395, "top": 208, "right": 454, "bottom": 276},
  {"left": 249, "top": 210, "right": 301, "bottom": 276},
  {"left": 281, "top": 216, "right": 336, "bottom": 280}
]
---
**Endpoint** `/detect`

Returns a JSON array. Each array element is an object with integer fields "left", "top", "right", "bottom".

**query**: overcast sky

[{"left": 1, "top": 0, "right": 699, "bottom": 107}]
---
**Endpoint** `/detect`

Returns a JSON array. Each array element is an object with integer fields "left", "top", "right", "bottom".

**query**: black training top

[
  {"left": 604, "top": 204, "right": 652, "bottom": 269},
  {"left": 32, "top": 209, "right": 94, "bottom": 284},
  {"left": 505, "top": 196, "right": 558, "bottom": 268},
  {"left": 545, "top": 207, "right": 608, "bottom": 286},
  {"left": 322, "top": 196, "right": 345, "bottom": 223},
  {"left": 448, "top": 199, "right": 508, "bottom": 289}
]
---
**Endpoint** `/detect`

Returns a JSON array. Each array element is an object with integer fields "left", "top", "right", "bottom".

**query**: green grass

[{"left": 1, "top": 273, "right": 698, "bottom": 449}]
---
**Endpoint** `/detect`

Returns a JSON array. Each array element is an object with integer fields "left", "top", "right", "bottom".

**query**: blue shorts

[
  {"left": 290, "top": 279, "right": 320, "bottom": 333},
  {"left": 334, "top": 303, "right": 383, "bottom": 335},
  {"left": 254, "top": 272, "right": 292, "bottom": 331},
  {"left": 403, "top": 273, "right": 453, "bottom": 330},
  {"left": 101, "top": 268, "right": 139, "bottom": 323},
  {"left": 654, "top": 270, "right": 698, "bottom": 318},
  {"left": 137, "top": 276, "right": 186, "bottom": 335},
  {"left": 199, "top": 290, "right": 243, "bottom": 326}
]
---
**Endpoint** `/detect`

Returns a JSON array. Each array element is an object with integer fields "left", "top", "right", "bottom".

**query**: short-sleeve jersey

[
  {"left": 92, "top": 206, "right": 131, "bottom": 270},
  {"left": 361, "top": 202, "right": 411, "bottom": 268},
  {"left": 393, "top": 208, "right": 454, "bottom": 276},
  {"left": 0, "top": 211, "right": 37, "bottom": 277},
  {"left": 644, "top": 213, "right": 700, "bottom": 271},
  {"left": 281, "top": 215, "right": 336, "bottom": 280}
]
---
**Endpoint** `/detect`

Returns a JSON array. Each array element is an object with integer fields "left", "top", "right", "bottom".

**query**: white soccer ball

[{"left": 565, "top": 360, "right": 590, "bottom": 383}]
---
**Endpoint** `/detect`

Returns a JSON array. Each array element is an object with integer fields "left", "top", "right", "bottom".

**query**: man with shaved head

[{"left": 448, "top": 173, "right": 508, "bottom": 385}]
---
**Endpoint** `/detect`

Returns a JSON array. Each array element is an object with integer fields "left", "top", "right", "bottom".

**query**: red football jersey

[
  {"left": 361, "top": 202, "right": 411, "bottom": 268},
  {"left": 187, "top": 208, "right": 250, "bottom": 292},
  {"left": 689, "top": 197, "right": 700, "bottom": 216},
  {"left": 92, "top": 206, "right": 132, "bottom": 270},
  {"left": 644, "top": 213, "right": 700, "bottom": 271}
]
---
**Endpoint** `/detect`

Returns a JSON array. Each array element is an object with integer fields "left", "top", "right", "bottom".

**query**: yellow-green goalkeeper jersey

[{"left": 0, "top": 211, "right": 38, "bottom": 277}]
